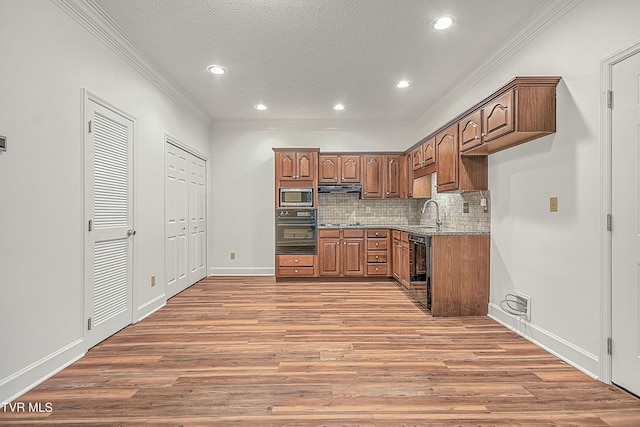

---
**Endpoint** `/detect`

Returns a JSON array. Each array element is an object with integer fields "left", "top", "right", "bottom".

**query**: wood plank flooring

[{"left": 2, "top": 277, "right": 639, "bottom": 426}]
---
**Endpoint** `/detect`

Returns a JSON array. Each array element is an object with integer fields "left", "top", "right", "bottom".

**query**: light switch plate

[
  {"left": 550, "top": 197, "right": 558, "bottom": 212},
  {"left": 0, "top": 135, "right": 6, "bottom": 152}
]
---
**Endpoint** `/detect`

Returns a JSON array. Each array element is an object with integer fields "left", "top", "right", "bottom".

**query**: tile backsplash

[{"left": 318, "top": 173, "right": 490, "bottom": 232}]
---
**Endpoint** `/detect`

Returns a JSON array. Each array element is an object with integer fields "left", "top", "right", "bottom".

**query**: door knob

[{"left": 127, "top": 229, "right": 136, "bottom": 236}]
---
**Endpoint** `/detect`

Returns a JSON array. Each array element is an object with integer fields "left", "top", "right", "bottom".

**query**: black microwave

[{"left": 279, "top": 188, "right": 313, "bottom": 207}]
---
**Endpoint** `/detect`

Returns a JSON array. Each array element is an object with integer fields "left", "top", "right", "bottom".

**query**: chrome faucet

[{"left": 421, "top": 199, "right": 443, "bottom": 228}]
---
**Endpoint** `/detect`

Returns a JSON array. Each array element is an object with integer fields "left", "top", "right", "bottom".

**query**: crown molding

[
  {"left": 210, "top": 119, "right": 417, "bottom": 132},
  {"left": 415, "top": 0, "right": 583, "bottom": 131},
  {"left": 50, "top": 0, "right": 210, "bottom": 123}
]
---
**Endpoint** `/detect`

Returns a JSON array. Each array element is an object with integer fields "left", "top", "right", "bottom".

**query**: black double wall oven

[{"left": 275, "top": 208, "right": 317, "bottom": 255}]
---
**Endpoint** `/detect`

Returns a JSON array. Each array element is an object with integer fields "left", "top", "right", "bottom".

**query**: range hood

[{"left": 317, "top": 183, "right": 362, "bottom": 194}]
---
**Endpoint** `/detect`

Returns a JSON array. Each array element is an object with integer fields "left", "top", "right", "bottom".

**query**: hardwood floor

[{"left": 2, "top": 277, "right": 639, "bottom": 426}]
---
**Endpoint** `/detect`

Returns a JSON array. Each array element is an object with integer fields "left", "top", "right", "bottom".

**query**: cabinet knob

[
  {"left": 375, "top": 255, "right": 379, "bottom": 259},
  {"left": 375, "top": 242, "right": 379, "bottom": 246},
  {"left": 294, "top": 259, "right": 298, "bottom": 263},
  {"left": 375, "top": 267, "right": 379, "bottom": 272},
  {"left": 334, "top": 177, "right": 338, "bottom": 180},
  {"left": 294, "top": 269, "right": 299, "bottom": 273},
  {"left": 386, "top": 192, "right": 390, "bottom": 195}
]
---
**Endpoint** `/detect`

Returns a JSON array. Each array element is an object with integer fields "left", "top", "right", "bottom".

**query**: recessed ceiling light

[
  {"left": 255, "top": 104, "right": 267, "bottom": 111},
  {"left": 396, "top": 80, "right": 412, "bottom": 89},
  {"left": 207, "top": 64, "right": 227, "bottom": 75},
  {"left": 431, "top": 15, "right": 456, "bottom": 30},
  {"left": 334, "top": 104, "right": 346, "bottom": 111}
]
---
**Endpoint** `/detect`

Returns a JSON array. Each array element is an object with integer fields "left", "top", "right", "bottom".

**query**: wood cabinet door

[
  {"left": 392, "top": 237, "right": 401, "bottom": 281},
  {"left": 403, "top": 153, "right": 413, "bottom": 198},
  {"left": 385, "top": 155, "right": 401, "bottom": 198},
  {"left": 343, "top": 238, "right": 364, "bottom": 276},
  {"left": 436, "top": 124, "right": 459, "bottom": 192},
  {"left": 318, "top": 238, "right": 340, "bottom": 276},
  {"left": 459, "top": 110, "right": 483, "bottom": 152},
  {"left": 277, "top": 152, "right": 297, "bottom": 180},
  {"left": 483, "top": 90, "right": 514, "bottom": 142},
  {"left": 423, "top": 137, "right": 436, "bottom": 168},
  {"left": 412, "top": 145, "right": 423, "bottom": 171},
  {"left": 362, "top": 155, "right": 384, "bottom": 198},
  {"left": 319, "top": 155, "right": 339, "bottom": 183},
  {"left": 296, "top": 152, "right": 314, "bottom": 180},
  {"left": 400, "top": 233, "right": 410, "bottom": 289},
  {"left": 340, "top": 155, "right": 361, "bottom": 183}
]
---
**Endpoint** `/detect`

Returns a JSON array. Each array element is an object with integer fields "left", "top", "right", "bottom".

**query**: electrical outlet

[
  {"left": 515, "top": 291, "right": 531, "bottom": 321},
  {"left": 366, "top": 206, "right": 372, "bottom": 214},
  {"left": 0, "top": 135, "right": 6, "bottom": 152},
  {"left": 463, "top": 201, "right": 469, "bottom": 213},
  {"left": 550, "top": 197, "right": 558, "bottom": 212},
  {"left": 150, "top": 275, "right": 156, "bottom": 287},
  {"left": 230, "top": 252, "right": 235, "bottom": 260}
]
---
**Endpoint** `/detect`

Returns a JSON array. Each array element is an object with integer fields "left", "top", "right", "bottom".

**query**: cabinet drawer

[
  {"left": 277, "top": 267, "right": 315, "bottom": 277},
  {"left": 367, "top": 264, "right": 388, "bottom": 276},
  {"left": 342, "top": 229, "right": 364, "bottom": 238},
  {"left": 367, "top": 252, "right": 387, "bottom": 263},
  {"left": 277, "top": 255, "right": 315, "bottom": 267},
  {"left": 367, "top": 239, "right": 388, "bottom": 250},
  {"left": 366, "top": 229, "right": 388, "bottom": 238},
  {"left": 319, "top": 229, "right": 340, "bottom": 238}
]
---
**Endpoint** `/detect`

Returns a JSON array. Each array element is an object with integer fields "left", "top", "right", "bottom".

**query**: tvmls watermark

[{"left": 2, "top": 402, "right": 53, "bottom": 413}]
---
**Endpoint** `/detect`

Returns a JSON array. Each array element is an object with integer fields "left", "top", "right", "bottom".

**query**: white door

[
  {"left": 84, "top": 96, "right": 134, "bottom": 349},
  {"left": 611, "top": 50, "right": 640, "bottom": 396},
  {"left": 165, "top": 144, "right": 189, "bottom": 297},
  {"left": 165, "top": 141, "right": 206, "bottom": 297},
  {"left": 188, "top": 155, "right": 207, "bottom": 283}
]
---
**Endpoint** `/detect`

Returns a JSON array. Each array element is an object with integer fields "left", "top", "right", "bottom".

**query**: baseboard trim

[
  {"left": 136, "top": 294, "right": 166, "bottom": 323},
  {"left": 209, "top": 267, "right": 275, "bottom": 276},
  {"left": 0, "top": 338, "right": 85, "bottom": 404},
  {"left": 488, "top": 303, "right": 599, "bottom": 379}
]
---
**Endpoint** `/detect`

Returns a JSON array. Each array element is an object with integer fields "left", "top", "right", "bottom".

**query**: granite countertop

[{"left": 317, "top": 223, "right": 489, "bottom": 236}]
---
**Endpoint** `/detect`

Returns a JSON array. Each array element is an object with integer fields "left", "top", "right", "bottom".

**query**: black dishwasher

[{"left": 408, "top": 234, "right": 431, "bottom": 311}]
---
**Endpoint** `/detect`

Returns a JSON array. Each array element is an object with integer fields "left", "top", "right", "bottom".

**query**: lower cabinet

[
  {"left": 275, "top": 255, "right": 317, "bottom": 277},
  {"left": 391, "top": 230, "right": 409, "bottom": 287},
  {"left": 318, "top": 229, "right": 365, "bottom": 276},
  {"left": 365, "top": 229, "right": 389, "bottom": 276},
  {"left": 431, "top": 235, "right": 490, "bottom": 317}
]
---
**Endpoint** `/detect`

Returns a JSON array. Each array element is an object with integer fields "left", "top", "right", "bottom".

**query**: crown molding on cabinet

[
  {"left": 415, "top": 0, "right": 583, "bottom": 131},
  {"left": 50, "top": 0, "right": 210, "bottom": 123}
]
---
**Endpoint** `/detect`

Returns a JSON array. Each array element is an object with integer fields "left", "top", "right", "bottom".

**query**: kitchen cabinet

[
  {"left": 459, "top": 110, "right": 483, "bottom": 153},
  {"left": 366, "top": 229, "right": 389, "bottom": 276},
  {"left": 402, "top": 153, "right": 413, "bottom": 198},
  {"left": 318, "top": 229, "right": 365, "bottom": 276},
  {"left": 459, "top": 77, "right": 561, "bottom": 155},
  {"left": 412, "top": 137, "right": 436, "bottom": 174},
  {"left": 391, "top": 230, "right": 410, "bottom": 288},
  {"left": 318, "top": 154, "right": 361, "bottom": 183},
  {"left": 431, "top": 235, "right": 489, "bottom": 317},
  {"left": 274, "top": 150, "right": 318, "bottom": 182},
  {"left": 385, "top": 155, "right": 401, "bottom": 198},
  {"left": 275, "top": 255, "right": 317, "bottom": 277},
  {"left": 435, "top": 123, "right": 488, "bottom": 193},
  {"left": 362, "top": 154, "right": 403, "bottom": 199}
]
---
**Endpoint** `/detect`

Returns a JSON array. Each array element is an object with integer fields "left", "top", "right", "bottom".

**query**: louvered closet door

[
  {"left": 165, "top": 143, "right": 189, "bottom": 298},
  {"left": 85, "top": 97, "right": 134, "bottom": 349}
]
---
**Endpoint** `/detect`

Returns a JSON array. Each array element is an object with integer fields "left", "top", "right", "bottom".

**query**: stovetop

[{"left": 318, "top": 222, "right": 362, "bottom": 227}]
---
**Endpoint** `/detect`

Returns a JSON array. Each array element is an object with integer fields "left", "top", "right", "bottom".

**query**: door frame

[
  {"left": 600, "top": 40, "right": 640, "bottom": 384},
  {"left": 163, "top": 132, "right": 209, "bottom": 291},
  {"left": 82, "top": 89, "right": 136, "bottom": 348}
]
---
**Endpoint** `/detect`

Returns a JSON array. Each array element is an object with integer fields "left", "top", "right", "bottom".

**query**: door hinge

[
  {"left": 607, "top": 214, "right": 612, "bottom": 232},
  {"left": 88, "top": 219, "right": 93, "bottom": 232},
  {"left": 87, "top": 318, "right": 92, "bottom": 331},
  {"left": 88, "top": 120, "right": 92, "bottom": 133},
  {"left": 607, "top": 337, "right": 612, "bottom": 355},
  {"left": 607, "top": 90, "right": 614, "bottom": 109}
]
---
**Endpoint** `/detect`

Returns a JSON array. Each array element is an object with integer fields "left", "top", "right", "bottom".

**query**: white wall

[
  {"left": 416, "top": 0, "right": 640, "bottom": 378},
  {"left": 208, "top": 125, "right": 414, "bottom": 275},
  {"left": 0, "top": 0, "right": 210, "bottom": 403}
]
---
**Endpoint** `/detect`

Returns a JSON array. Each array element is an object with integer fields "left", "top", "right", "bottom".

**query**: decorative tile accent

[{"left": 318, "top": 173, "right": 490, "bottom": 232}]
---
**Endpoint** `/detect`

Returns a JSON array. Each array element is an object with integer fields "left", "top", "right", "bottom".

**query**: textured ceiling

[{"left": 92, "top": 0, "right": 559, "bottom": 124}]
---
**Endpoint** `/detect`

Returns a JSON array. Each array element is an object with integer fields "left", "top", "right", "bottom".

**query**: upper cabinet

[
  {"left": 385, "top": 155, "right": 402, "bottom": 198},
  {"left": 275, "top": 149, "right": 318, "bottom": 182},
  {"left": 319, "top": 154, "right": 361, "bottom": 183},
  {"left": 435, "top": 125, "right": 459, "bottom": 192},
  {"left": 362, "top": 155, "right": 385, "bottom": 198},
  {"left": 460, "top": 77, "right": 560, "bottom": 155},
  {"left": 412, "top": 137, "right": 436, "bottom": 175}
]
